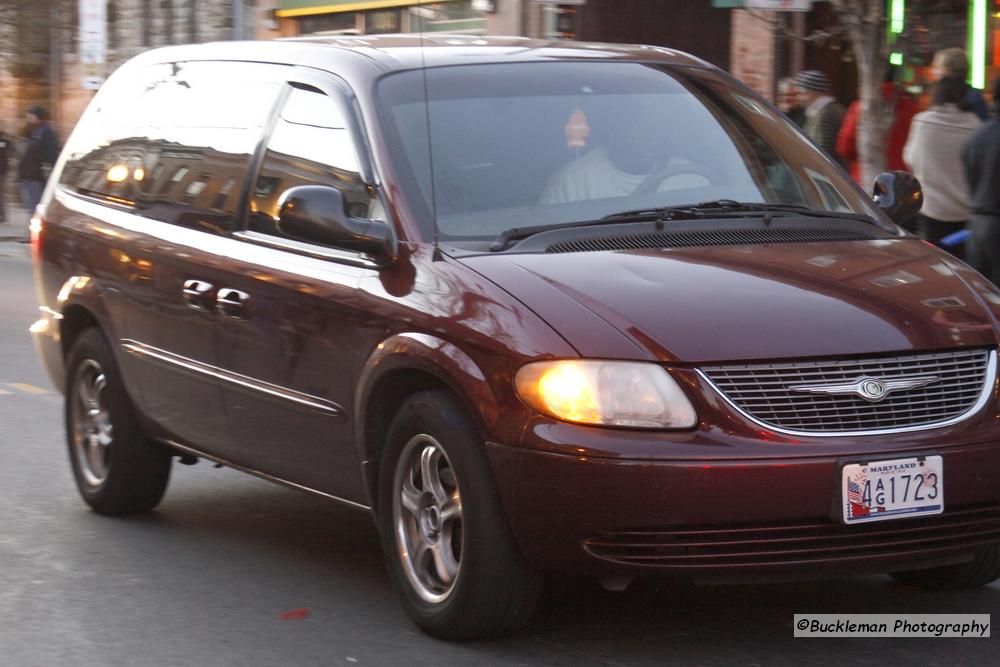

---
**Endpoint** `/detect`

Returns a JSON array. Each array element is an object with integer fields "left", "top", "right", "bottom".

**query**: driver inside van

[{"left": 540, "top": 102, "right": 710, "bottom": 205}]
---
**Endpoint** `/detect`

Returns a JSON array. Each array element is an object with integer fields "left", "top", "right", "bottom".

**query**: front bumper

[{"left": 486, "top": 438, "right": 1000, "bottom": 579}]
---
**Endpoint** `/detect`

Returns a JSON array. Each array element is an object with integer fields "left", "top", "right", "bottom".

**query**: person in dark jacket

[
  {"left": 962, "top": 77, "right": 1000, "bottom": 286},
  {"left": 17, "top": 105, "right": 59, "bottom": 214},
  {"left": 794, "top": 69, "right": 845, "bottom": 164},
  {"left": 0, "top": 130, "right": 9, "bottom": 223}
]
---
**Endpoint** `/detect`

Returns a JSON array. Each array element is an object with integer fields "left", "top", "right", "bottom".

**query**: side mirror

[
  {"left": 872, "top": 171, "right": 922, "bottom": 225},
  {"left": 277, "top": 185, "right": 396, "bottom": 267}
]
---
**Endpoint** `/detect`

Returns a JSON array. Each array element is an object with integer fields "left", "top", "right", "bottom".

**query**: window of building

[
  {"left": 541, "top": 4, "right": 580, "bottom": 40},
  {"left": 297, "top": 12, "right": 358, "bottom": 35},
  {"left": 409, "top": 1, "right": 484, "bottom": 33},
  {"left": 363, "top": 9, "right": 402, "bottom": 34}
]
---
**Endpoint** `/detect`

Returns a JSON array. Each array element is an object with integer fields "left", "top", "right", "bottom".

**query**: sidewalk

[{"left": 0, "top": 205, "right": 30, "bottom": 243}]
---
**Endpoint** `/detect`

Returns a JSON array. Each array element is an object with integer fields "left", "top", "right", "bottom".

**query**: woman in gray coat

[{"left": 903, "top": 76, "right": 981, "bottom": 256}]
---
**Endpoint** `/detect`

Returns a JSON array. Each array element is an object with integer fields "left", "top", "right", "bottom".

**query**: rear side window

[
  {"left": 60, "top": 63, "right": 169, "bottom": 202},
  {"left": 247, "top": 86, "right": 378, "bottom": 241},
  {"left": 60, "top": 61, "right": 284, "bottom": 234}
]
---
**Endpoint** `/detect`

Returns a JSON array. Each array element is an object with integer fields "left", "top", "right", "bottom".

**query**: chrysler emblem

[
  {"left": 790, "top": 375, "right": 940, "bottom": 402},
  {"left": 860, "top": 379, "right": 888, "bottom": 400}
]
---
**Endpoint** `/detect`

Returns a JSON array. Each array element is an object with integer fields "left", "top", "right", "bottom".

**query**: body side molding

[{"left": 121, "top": 339, "right": 345, "bottom": 420}]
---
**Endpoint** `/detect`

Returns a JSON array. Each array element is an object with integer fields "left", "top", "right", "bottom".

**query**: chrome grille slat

[
  {"left": 711, "top": 356, "right": 986, "bottom": 374},
  {"left": 733, "top": 385, "right": 982, "bottom": 401},
  {"left": 712, "top": 360, "right": 987, "bottom": 380},
  {"left": 734, "top": 395, "right": 981, "bottom": 407},
  {"left": 716, "top": 348, "right": 984, "bottom": 365},
  {"left": 702, "top": 349, "right": 993, "bottom": 434},
  {"left": 750, "top": 400, "right": 980, "bottom": 417},
  {"left": 717, "top": 367, "right": 986, "bottom": 382},
  {"left": 724, "top": 384, "right": 975, "bottom": 396}
]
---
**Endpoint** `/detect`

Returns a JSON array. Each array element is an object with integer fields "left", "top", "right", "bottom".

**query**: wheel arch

[
  {"left": 54, "top": 273, "right": 115, "bottom": 360},
  {"left": 355, "top": 333, "right": 501, "bottom": 513},
  {"left": 60, "top": 304, "right": 103, "bottom": 361}
]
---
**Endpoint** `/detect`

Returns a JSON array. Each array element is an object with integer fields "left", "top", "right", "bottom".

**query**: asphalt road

[{"left": 0, "top": 238, "right": 998, "bottom": 666}]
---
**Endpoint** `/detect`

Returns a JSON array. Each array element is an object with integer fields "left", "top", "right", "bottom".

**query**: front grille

[
  {"left": 701, "top": 348, "right": 992, "bottom": 434},
  {"left": 545, "top": 227, "right": 876, "bottom": 254},
  {"left": 584, "top": 504, "right": 1000, "bottom": 569}
]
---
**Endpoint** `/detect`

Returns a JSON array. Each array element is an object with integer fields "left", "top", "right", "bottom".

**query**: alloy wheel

[
  {"left": 393, "top": 433, "right": 464, "bottom": 604},
  {"left": 70, "top": 359, "right": 113, "bottom": 487}
]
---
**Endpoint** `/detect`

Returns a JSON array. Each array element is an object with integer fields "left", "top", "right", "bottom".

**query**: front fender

[{"left": 355, "top": 331, "right": 500, "bottom": 446}]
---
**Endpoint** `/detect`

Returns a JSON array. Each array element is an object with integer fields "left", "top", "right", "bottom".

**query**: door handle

[
  {"left": 182, "top": 279, "right": 214, "bottom": 311},
  {"left": 216, "top": 288, "right": 250, "bottom": 319}
]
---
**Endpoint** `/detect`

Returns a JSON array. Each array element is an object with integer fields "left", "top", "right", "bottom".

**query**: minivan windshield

[{"left": 376, "top": 62, "right": 885, "bottom": 245}]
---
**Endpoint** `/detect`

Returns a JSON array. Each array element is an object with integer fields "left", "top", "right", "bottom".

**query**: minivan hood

[{"left": 460, "top": 240, "right": 999, "bottom": 362}]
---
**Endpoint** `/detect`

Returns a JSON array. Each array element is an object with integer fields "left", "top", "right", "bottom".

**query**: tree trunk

[{"left": 831, "top": 0, "right": 888, "bottom": 192}]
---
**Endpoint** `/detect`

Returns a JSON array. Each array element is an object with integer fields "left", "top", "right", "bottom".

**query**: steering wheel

[{"left": 632, "top": 163, "right": 721, "bottom": 196}]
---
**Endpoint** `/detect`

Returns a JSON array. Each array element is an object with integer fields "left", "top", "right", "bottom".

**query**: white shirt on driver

[{"left": 541, "top": 147, "right": 709, "bottom": 205}]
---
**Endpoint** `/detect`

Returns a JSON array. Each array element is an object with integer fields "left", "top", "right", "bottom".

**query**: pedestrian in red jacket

[{"left": 837, "top": 74, "right": 917, "bottom": 186}]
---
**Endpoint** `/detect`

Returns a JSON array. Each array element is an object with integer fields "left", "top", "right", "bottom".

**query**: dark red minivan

[{"left": 31, "top": 35, "right": 1000, "bottom": 639}]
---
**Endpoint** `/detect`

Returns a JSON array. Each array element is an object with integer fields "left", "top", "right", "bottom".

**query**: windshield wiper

[
  {"left": 603, "top": 199, "right": 875, "bottom": 223},
  {"left": 489, "top": 200, "right": 874, "bottom": 252},
  {"left": 490, "top": 217, "right": 643, "bottom": 252}
]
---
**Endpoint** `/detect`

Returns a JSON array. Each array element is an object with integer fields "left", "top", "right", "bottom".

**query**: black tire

[
  {"left": 890, "top": 547, "right": 1000, "bottom": 590},
  {"left": 377, "top": 390, "right": 541, "bottom": 640},
  {"left": 65, "top": 328, "right": 171, "bottom": 514}
]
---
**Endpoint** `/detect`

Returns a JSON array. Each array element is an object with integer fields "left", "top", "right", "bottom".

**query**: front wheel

[
  {"left": 890, "top": 547, "right": 1000, "bottom": 590},
  {"left": 378, "top": 390, "right": 540, "bottom": 639},
  {"left": 65, "top": 328, "right": 171, "bottom": 514}
]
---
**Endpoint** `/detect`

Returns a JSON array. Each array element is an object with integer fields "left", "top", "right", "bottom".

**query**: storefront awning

[{"left": 276, "top": 0, "right": 455, "bottom": 18}]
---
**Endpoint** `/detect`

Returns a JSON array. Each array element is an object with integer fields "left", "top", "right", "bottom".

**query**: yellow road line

[{"left": 7, "top": 383, "right": 49, "bottom": 395}]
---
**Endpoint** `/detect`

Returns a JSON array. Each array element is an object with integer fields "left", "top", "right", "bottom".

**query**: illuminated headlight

[{"left": 514, "top": 360, "right": 697, "bottom": 429}]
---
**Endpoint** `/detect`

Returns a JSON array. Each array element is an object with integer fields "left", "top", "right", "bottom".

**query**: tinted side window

[
  {"left": 60, "top": 62, "right": 170, "bottom": 202},
  {"left": 61, "top": 61, "right": 283, "bottom": 234},
  {"left": 248, "top": 86, "right": 378, "bottom": 240}
]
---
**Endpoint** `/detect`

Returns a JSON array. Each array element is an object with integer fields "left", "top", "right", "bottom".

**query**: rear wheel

[
  {"left": 890, "top": 547, "right": 1000, "bottom": 590},
  {"left": 65, "top": 328, "right": 171, "bottom": 514},
  {"left": 378, "top": 390, "right": 541, "bottom": 639}
]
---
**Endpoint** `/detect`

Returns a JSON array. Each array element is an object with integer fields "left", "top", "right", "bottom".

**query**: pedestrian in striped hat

[{"left": 793, "top": 69, "right": 845, "bottom": 165}]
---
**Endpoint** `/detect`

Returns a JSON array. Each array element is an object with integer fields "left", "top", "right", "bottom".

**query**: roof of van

[
  {"left": 286, "top": 34, "right": 710, "bottom": 68},
  {"left": 132, "top": 34, "right": 714, "bottom": 73}
]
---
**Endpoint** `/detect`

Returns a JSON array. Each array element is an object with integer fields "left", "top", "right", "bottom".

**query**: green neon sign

[
  {"left": 887, "top": 0, "right": 905, "bottom": 68},
  {"left": 969, "top": 0, "right": 987, "bottom": 89},
  {"left": 890, "top": 0, "right": 905, "bottom": 34}
]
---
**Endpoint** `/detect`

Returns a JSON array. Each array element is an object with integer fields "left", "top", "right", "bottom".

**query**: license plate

[{"left": 841, "top": 456, "right": 943, "bottom": 524}]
